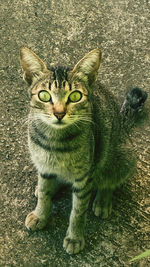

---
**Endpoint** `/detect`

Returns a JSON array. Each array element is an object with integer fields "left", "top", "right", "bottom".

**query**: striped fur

[{"left": 20, "top": 48, "right": 136, "bottom": 254}]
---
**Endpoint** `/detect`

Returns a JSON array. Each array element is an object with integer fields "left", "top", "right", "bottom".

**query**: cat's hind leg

[{"left": 92, "top": 189, "right": 113, "bottom": 219}]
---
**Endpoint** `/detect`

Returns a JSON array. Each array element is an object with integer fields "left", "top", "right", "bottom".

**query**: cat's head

[{"left": 20, "top": 47, "right": 101, "bottom": 128}]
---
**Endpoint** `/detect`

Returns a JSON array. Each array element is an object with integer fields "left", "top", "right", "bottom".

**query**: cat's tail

[{"left": 120, "top": 87, "right": 148, "bottom": 130}]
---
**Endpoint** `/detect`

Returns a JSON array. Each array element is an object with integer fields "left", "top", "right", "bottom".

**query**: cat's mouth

[
  {"left": 51, "top": 117, "right": 69, "bottom": 128},
  {"left": 40, "top": 113, "right": 76, "bottom": 128},
  {"left": 54, "top": 120, "right": 66, "bottom": 125}
]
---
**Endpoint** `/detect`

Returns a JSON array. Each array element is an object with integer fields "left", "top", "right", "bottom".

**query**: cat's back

[
  {"left": 92, "top": 84, "right": 122, "bottom": 139},
  {"left": 92, "top": 84, "right": 136, "bottom": 188}
]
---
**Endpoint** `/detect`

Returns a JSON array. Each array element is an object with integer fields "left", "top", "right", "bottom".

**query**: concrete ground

[{"left": 0, "top": 0, "right": 150, "bottom": 266}]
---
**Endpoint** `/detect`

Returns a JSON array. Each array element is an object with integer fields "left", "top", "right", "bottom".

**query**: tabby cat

[{"left": 20, "top": 48, "right": 136, "bottom": 254}]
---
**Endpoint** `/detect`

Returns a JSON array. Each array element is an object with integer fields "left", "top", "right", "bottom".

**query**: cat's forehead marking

[{"left": 49, "top": 66, "right": 71, "bottom": 91}]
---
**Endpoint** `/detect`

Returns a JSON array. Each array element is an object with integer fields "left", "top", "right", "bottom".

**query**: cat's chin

[
  {"left": 45, "top": 119, "right": 71, "bottom": 129},
  {"left": 51, "top": 121, "right": 68, "bottom": 129}
]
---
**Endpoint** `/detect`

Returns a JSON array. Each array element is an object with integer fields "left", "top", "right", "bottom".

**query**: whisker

[
  {"left": 72, "top": 121, "right": 80, "bottom": 130},
  {"left": 30, "top": 104, "right": 42, "bottom": 110},
  {"left": 69, "top": 113, "right": 92, "bottom": 118},
  {"left": 79, "top": 120, "right": 94, "bottom": 125}
]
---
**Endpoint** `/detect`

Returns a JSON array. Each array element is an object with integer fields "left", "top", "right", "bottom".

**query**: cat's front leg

[
  {"left": 63, "top": 175, "right": 92, "bottom": 254},
  {"left": 25, "top": 173, "right": 57, "bottom": 231}
]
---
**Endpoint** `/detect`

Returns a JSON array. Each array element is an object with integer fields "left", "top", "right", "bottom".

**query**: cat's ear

[
  {"left": 70, "top": 48, "right": 102, "bottom": 86},
  {"left": 20, "top": 47, "right": 49, "bottom": 85}
]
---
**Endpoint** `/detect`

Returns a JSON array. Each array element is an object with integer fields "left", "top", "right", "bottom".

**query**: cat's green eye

[
  {"left": 38, "top": 90, "right": 51, "bottom": 102},
  {"left": 69, "top": 91, "right": 82, "bottom": 103}
]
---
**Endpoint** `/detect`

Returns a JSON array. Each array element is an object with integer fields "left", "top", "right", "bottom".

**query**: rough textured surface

[{"left": 0, "top": 0, "right": 150, "bottom": 266}]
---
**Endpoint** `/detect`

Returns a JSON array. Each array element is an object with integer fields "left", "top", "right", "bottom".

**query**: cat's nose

[{"left": 54, "top": 111, "right": 66, "bottom": 121}]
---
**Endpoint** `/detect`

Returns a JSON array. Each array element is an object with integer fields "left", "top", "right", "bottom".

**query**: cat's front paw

[
  {"left": 63, "top": 235, "right": 85, "bottom": 255},
  {"left": 25, "top": 211, "right": 48, "bottom": 231}
]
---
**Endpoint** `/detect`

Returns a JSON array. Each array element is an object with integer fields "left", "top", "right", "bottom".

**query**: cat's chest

[{"left": 28, "top": 128, "right": 94, "bottom": 181}]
